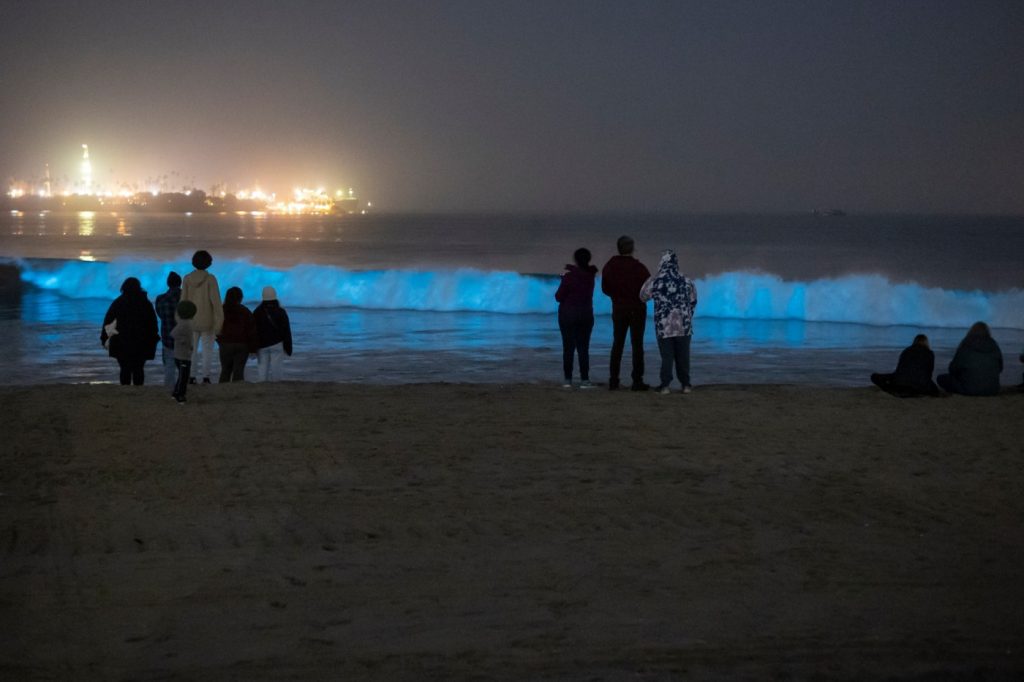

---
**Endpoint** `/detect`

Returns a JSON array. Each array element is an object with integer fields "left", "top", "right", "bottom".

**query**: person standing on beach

[
  {"left": 171, "top": 300, "right": 197, "bottom": 404},
  {"left": 555, "top": 247, "right": 599, "bottom": 388},
  {"left": 1018, "top": 349, "right": 1024, "bottom": 390},
  {"left": 100, "top": 277, "right": 159, "bottom": 386},
  {"left": 936, "top": 322, "right": 1003, "bottom": 396},
  {"left": 154, "top": 271, "right": 182, "bottom": 387},
  {"left": 181, "top": 250, "right": 223, "bottom": 385},
  {"left": 601, "top": 235, "right": 651, "bottom": 391},
  {"left": 217, "top": 286, "right": 259, "bottom": 383},
  {"left": 640, "top": 249, "right": 698, "bottom": 394},
  {"left": 870, "top": 334, "right": 940, "bottom": 397},
  {"left": 254, "top": 286, "right": 292, "bottom": 382}
]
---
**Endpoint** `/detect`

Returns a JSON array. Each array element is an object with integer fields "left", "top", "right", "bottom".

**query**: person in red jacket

[
  {"left": 555, "top": 247, "right": 598, "bottom": 389},
  {"left": 216, "top": 286, "right": 259, "bottom": 383},
  {"left": 601, "top": 235, "right": 651, "bottom": 391}
]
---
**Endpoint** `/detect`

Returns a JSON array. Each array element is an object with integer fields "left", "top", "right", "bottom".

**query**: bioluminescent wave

[{"left": 11, "top": 257, "right": 1024, "bottom": 329}]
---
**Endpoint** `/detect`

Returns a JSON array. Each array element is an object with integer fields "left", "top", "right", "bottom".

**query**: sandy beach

[{"left": 2, "top": 381, "right": 1023, "bottom": 680}]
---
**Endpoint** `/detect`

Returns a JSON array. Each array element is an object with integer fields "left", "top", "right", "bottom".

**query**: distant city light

[{"left": 5, "top": 144, "right": 367, "bottom": 215}]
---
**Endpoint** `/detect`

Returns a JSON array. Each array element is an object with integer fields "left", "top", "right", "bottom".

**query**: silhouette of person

[
  {"left": 601, "top": 235, "right": 651, "bottom": 391},
  {"left": 870, "top": 334, "right": 940, "bottom": 397}
]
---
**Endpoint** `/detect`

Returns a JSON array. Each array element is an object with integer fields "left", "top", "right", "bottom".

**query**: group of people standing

[
  {"left": 556, "top": 235, "right": 698, "bottom": 394},
  {"left": 100, "top": 250, "right": 293, "bottom": 402},
  {"left": 871, "top": 322, "right": 1016, "bottom": 398},
  {"left": 557, "top": 236, "right": 1020, "bottom": 398}
]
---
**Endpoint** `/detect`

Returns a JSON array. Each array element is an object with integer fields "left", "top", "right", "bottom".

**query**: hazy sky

[{"left": 1, "top": 0, "right": 1022, "bottom": 213}]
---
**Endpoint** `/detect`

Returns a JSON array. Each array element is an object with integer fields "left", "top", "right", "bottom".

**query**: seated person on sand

[
  {"left": 936, "top": 322, "right": 1003, "bottom": 396},
  {"left": 870, "top": 333, "right": 940, "bottom": 397}
]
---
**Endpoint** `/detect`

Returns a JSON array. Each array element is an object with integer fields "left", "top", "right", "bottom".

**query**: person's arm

[
  {"left": 554, "top": 271, "right": 569, "bottom": 303},
  {"left": 280, "top": 309, "right": 293, "bottom": 356},
  {"left": 147, "top": 300, "right": 159, "bottom": 348},
  {"left": 638, "top": 276, "right": 653, "bottom": 302},
  {"left": 690, "top": 280, "right": 698, "bottom": 308},
  {"left": 600, "top": 263, "right": 613, "bottom": 297},
  {"left": 100, "top": 301, "right": 117, "bottom": 345},
  {"left": 210, "top": 278, "right": 224, "bottom": 333},
  {"left": 245, "top": 310, "right": 260, "bottom": 353}
]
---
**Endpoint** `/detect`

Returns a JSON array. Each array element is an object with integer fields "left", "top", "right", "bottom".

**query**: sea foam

[{"left": 12, "top": 257, "right": 1024, "bottom": 329}]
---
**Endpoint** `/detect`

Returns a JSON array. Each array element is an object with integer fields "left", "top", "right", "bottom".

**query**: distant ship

[{"left": 813, "top": 208, "right": 847, "bottom": 217}]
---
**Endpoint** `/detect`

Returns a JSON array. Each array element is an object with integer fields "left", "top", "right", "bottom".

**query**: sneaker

[
  {"left": 682, "top": 385, "right": 692, "bottom": 394},
  {"left": 630, "top": 382, "right": 650, "bottom": 392},
  {"left": 579, "top": 380, "right": 595, "bottom": 389},
  {"left": 658, "top": 385, "right": 671, "bottom": 395},
  {"left": 188, "top": 377, "right": 197, "bottom": 385},
  {"left": 175, "top": 397, "right": 186, "bottom": 404},
  {"left": 561, "top": 380, "right": 573, "bottom": 389}
]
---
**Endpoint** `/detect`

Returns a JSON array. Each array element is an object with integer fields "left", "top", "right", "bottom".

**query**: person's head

[
  {"left": 191, "top": 250, "right": 213, "bottom": 270},
  {"left": 659, "top": 249, "right": 679, "bottom": 271},
  {"left": 166, "top": 271, "right": 181, "bottom": 288},
  {"left": 224, "top": 286, "right": 243, "bottom": 305},
  {"left": 616, "top": 235, "right": 635, "bottom": 256},
  {"left": 262, "top": 285, "right": 278, "bottom": 301},
  {"left": 912, "top": 334, "right": 930, "bottom": 348},
  {"left": 573, "top": 248, "right": 591, "bottom": 268},
  {"left": 966, "top": 321, "right": 991, "bottom": 338},
  {"left": 176, "top": 300, "right": 197, "bottom": 320},
  {"left": 120, "top": 277, "right": 142, "bottom": 294}
]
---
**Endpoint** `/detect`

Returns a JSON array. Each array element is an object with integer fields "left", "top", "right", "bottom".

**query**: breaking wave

[{"left": 10, "top": 257, "right": 1024, "bottom": 329}]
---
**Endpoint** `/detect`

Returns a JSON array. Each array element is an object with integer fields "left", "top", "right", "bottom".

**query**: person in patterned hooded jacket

[{"left": 639, "top": 249, "right": 698, "bottom": 394}]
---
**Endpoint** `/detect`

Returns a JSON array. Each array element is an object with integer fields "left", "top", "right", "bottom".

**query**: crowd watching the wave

[
  {"left": 99, "top": 249, "right": 293, "bottom": 403},
  {"left": 98, "top": 249, "right": 1016, "bottom": 400}
]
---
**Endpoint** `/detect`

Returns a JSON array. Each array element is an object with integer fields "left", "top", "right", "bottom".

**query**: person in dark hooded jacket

[
  {"left": 936, "top": 322, "right": 1003, "bottom": 396},
  {"left": 555, "top": 247, "right": 598, "bottom": 388},
  {"left": 871, "top": 334, "right": 940, "bottom": 397},
  {"left": 100, "top": 277, "right": 159, "bottom": 385},
  {"left": 253, "top": 286, "right": 292, "bottom": 382}
]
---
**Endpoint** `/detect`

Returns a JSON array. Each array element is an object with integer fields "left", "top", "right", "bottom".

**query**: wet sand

[{"left": 2, "top": 382, "right": 1023, "bottom": 680}]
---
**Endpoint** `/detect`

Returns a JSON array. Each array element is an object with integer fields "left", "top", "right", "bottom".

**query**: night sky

[{"left": 2, "top": 0, "right": 1022, "bottom": 213}]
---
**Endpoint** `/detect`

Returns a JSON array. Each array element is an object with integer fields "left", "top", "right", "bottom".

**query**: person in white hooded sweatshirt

[{"left": 181, "top": 250, "right": 224, "bottom": 383}]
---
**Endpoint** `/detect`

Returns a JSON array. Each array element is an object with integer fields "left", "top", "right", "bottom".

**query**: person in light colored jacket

[{"left": 181, "top": 249, "right": 224, "bottom": 384}]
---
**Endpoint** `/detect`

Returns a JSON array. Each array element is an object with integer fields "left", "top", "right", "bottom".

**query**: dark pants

[
  {"left": 936, "top": 373, "right": 999, "bottom": 396},
  {"left": 173, "top": 359, "right": 192, "bottom": 401},
  {"left": 657, "top": 335, "right": 691, "bottom": 388},
  {"left": 871, "top": 372, "right": 939, "bottom": 397},
  {"left": 558, "top": 306, "right": 594, "bottom": 381},
  {"left": 219, "top": 342, "right": 250, "bottom": 383},
  {"left": 609, "top": 303, "right": 646, "bottom": 387},
  {"left": 117, "top": 356, "right": 145, "bottom": 385}
]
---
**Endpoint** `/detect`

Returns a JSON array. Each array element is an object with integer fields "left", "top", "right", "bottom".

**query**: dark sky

[{"left": 1, "top": 0, "right": 1022, "bottom": 213}]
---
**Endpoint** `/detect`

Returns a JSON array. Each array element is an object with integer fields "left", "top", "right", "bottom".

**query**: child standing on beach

[
  {"left": 171, "top": 300, "right": 197, "bottom": 404},
  {"left": 154, "top": 271, "right": 182, "bottom": 387}
]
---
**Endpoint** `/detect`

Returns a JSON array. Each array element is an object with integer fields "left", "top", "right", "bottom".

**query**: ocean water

[{"left": 1, "top": 210, "right": 1022, "bottom": 386}]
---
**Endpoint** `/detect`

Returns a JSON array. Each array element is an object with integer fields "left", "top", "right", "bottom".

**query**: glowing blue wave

[{"left": 11, "top": 257, "right": 1024, "bottom": 329}]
